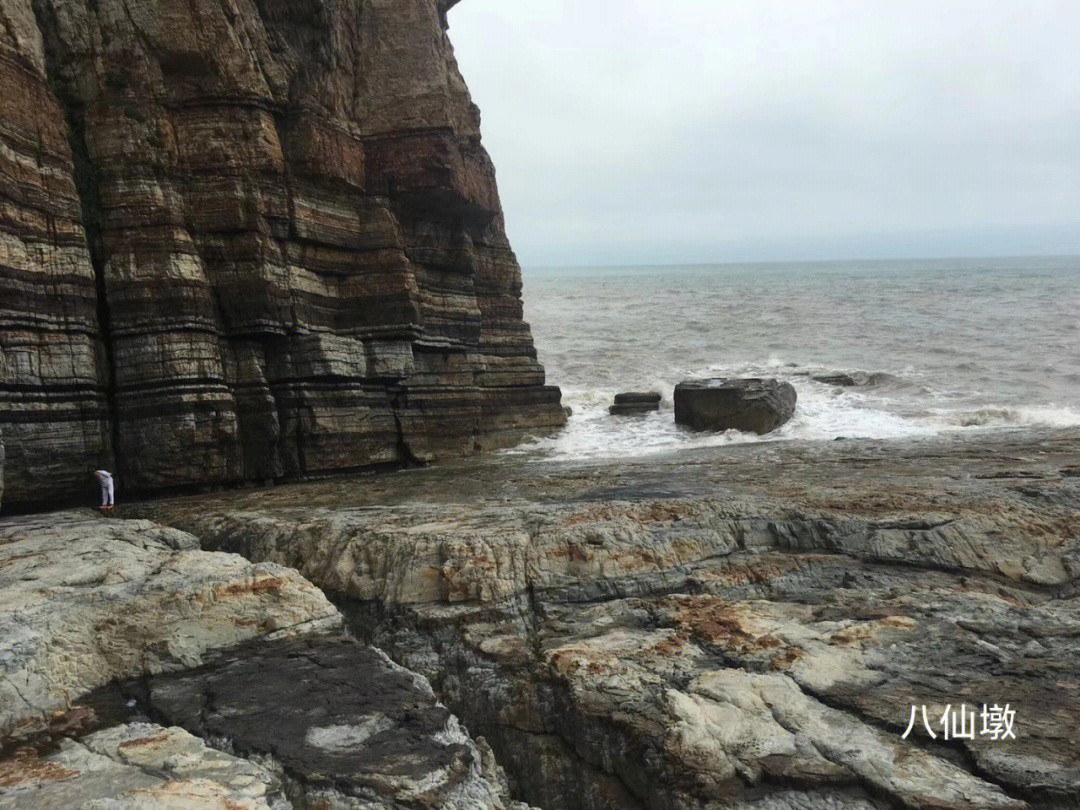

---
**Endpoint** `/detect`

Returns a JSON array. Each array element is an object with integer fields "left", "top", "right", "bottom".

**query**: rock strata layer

[
  {"left": 0, "top": 0, "right": 563, "bottom": 510},
  {"left": 675, "top": 378, "right": 797, "bottom": 434},
  {"left": 0, "top": 723, "right": 291, "bottom": 810},
  {"left": 142, "top": 430, "right": 1080, "bottom": 810}
]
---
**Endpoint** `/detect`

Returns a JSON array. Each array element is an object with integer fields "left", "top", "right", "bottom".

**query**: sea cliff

[
  {"left": 0, "top": 0, "right": 563, "bottom": 511},
  {"left": 3, "top": 4, "right": 1079, "bottom": 809}
]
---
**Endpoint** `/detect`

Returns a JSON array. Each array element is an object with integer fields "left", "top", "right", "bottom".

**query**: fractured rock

[
  {"left": 0, "top": 723, "right": 291, "bottom": 810},
  {"left": 0, "top": 511, "right": 340, "bottom": 746},
  {"left": 139, "top": 431, "right": 1080, "bottom": 810},
  {"left": 137, "top": 634, "right": 526, "bottom": 810},
  {"left": 0, "top": 509, "right": 534, "bottom": 809}
]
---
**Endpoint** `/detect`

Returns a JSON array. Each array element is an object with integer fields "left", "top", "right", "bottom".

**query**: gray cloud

[{"left": 448, "top": 1, "right": 1080, "bottom": 265}]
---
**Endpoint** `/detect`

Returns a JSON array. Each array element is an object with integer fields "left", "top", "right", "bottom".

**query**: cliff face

[{"left": 0, "top": 0, "right": 563, "bottom": 508}]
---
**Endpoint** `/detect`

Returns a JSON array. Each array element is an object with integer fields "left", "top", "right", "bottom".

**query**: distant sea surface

[{"left": 513, "top": 256, "right": 1080, "bottom": 460}]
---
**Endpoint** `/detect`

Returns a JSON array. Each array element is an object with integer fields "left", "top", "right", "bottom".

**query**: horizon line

[{"left": 522, "top": 252, "right": 1080, "bottom": 270}]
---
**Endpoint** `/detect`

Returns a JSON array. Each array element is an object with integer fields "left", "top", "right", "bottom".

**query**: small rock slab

[
  {"left": 674, "top": 378, "right": 796, "bottom": 434},
  {"left": 811, "top": 371, "right": 887, "bottom": 387},
  {"left": 609, "top": 391, "right": 662, "bottom": 416}
]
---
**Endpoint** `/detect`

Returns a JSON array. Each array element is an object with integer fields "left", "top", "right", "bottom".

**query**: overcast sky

[{"left": 447, "top": 1, "right": 1080, "bottom": 266}]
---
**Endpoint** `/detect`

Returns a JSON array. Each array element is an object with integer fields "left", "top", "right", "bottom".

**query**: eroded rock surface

[
  {"left": 0, "top": 723, "right": 290, "bottom": 809},
  {"left": 0, "top": 0, "right": 112, "bottom": 507},
  {"left": 0, "top": 0, "right": 563, "bottom": 510},
  {"left": 142, "top": 430, "right": 1080, "bottom": 810},
  {"left": 0, "top": 511, "right": 533, "bottom": 809},
  {"left": 0, "top": 510, "right": 340, "bottom": 747},
  {"left": 609, "top": 392, "right": 661, "bottom": 416}
]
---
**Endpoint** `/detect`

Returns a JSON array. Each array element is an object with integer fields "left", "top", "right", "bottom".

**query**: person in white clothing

[{"left": 94, "top": 469, "right": 114, "bottom": 511}]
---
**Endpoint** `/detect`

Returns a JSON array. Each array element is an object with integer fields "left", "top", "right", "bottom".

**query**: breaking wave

[{"left": 943, "top": 405, "right": 1080, "bottom": 429}]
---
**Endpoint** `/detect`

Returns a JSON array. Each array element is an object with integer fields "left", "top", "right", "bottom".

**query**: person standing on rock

[{"left": 94, "top": 469, "right": 114, "bottom": 511}]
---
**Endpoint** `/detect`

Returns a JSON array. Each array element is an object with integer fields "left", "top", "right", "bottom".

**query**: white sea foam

[
  {"left": 514, "top": 381, "right": 1080, "bottom": 463},
  {"left": 936, "top": 404, "right": 1080, "bottom": 429}
]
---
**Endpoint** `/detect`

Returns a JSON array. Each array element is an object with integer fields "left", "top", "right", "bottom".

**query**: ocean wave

[
  {"left": 803, "top": 369, "right": 898, "bottom": 388},
  {"left": 942, "top": 405, "right": 1080, "bottom": 429},
  {"left": 708, "top": 360, "right": 918, "bottom": 391},
  {"left": 510, "top": 344, "right": 1080, "bottom": 463},
  {"left": 521, "top": 261, "right": 1080, "bottom": 461}
]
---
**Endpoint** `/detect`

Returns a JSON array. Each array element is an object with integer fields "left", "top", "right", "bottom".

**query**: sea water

[{"left": 512, "top": 256, "right": 1080, "bottom": 460}]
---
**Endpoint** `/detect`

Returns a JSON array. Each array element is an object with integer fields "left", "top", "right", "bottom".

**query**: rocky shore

[
  {"left": 54, "top": 427, "right": 1066, "bottom": 810},
  {"left": 0, "top": 510, "right": 530, "bottom": 809},
  {"left": 3, "top": 1, "right": 1073, "bottom": 807}
]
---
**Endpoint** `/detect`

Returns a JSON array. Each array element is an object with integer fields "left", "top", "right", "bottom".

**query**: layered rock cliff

[{"left": 0, "top": 0, "right": 563, "bottom": 509}]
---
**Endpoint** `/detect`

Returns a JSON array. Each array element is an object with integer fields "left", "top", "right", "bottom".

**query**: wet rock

[
  {"left": 609, "top": 391, "right": 661, "bottom": 416},
  {"left": 810, "top": 371, "right": 890, "bottom": 387},
  {"left": 0, "top": 509, "right": 532, "bottom": 809},
  {"left": 137, "top": 634, "right": 527, "bottom": 810},
  {"left": 674, "top": 378, "right": 796, "bottom": 434},
  {"left": 0, "top": 723, "right": 290, "bottom": 809},
  {"left": 0, "top": 511, "right": 340, "bottom": 747},
  {"left": 813, "top": 373, "right": 857, "bottom": 387}
]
